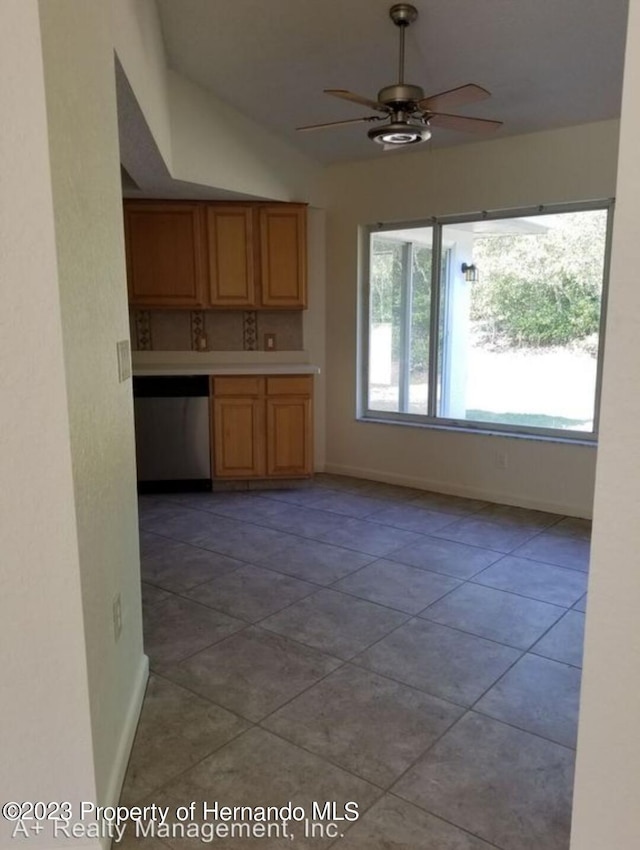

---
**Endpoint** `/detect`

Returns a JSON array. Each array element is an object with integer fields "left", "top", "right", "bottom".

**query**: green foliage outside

[
  {"left": 410, "top": 246, "right": 432, "bottom": 371},
  {"left": 370, "top": 238, "right": 402, "bottom": 325},
  {"left": 471, "top": 210, "right": 607, "bottom": 349},
  {"left": 370, "top": 238, "right": 432, "bottom": 372},
  {"left": 370, "top": 210, "right": 607, "bottom": 384}
]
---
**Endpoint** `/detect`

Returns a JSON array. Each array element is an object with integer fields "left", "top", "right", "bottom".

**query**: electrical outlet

[
  {"left": 264, "top": 333, "right": 276, "bottom": 351},
  {"left": 197, "top": 334, "right": 208, "bottom": 351},
  {"left": 116, "top": 339, "right": 131, "bottom": 382},
  {"left": 112, "top": 593, "right": 122, "bottom": 642},
  {"left": 495, "top": 451, "right": 509, "bottom": 470}
]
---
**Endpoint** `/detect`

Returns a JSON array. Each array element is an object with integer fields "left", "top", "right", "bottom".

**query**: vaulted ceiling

[{"left": 156, "top": 0, "right": 628, "bottom": 163}]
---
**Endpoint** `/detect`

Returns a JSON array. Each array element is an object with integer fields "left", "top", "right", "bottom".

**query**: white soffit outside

[
  {"left": 377, "top": 220, "right": 551, "bottom": 243},
  {"left": 156, "top": 0, "right": 628, "bottom": 164}
]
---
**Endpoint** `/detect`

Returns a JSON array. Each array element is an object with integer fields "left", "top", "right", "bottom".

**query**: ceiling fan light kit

[
  {"left": 367, "top": 122, "right": 431, "bottom": 146},
  {"left": 297, "top": 3, "right": 502, "bottom": 149}
]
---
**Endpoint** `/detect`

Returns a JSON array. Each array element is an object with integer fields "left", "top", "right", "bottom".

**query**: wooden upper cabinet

[
  {"left": 259, "top": 205, "right": 307, "bottom": 308},
  {"left": 125, "top": 203, "right": 206, "bottom": 308},
  {"left": 124, "top": 200, "right": 307, "bottom": 310},
  {"left": 206, "top": 206, "right": 256, "bottom": 308}
]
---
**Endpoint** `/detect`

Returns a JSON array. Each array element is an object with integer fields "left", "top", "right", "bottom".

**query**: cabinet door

[
  {"left": 125, "top": 203, "right": 206, "bottom": 308},
  {"left": 213, "top": 397, "right": 265, "bottom": 478},
  {"left": 206, "top": 206, "right": 256, "bottom": 307},
  {"left": 266, "top": 396, "right": 312, "bottom": 477},
  {"left": 259, "top": 205, "right": 307, "bottom": 308}
]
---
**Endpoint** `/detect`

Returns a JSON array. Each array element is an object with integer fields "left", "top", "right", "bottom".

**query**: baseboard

[
  {"left": 323, "top": 462, "right": 592, "bottom": 519},
  {"left": 102, "top": 653, "right": 149, "bottom": 840}
]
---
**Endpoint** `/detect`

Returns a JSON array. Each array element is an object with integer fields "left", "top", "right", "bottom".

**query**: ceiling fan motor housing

[
  {"left": 378, "top": 84, "right": 424, "bottom": 108},
  {"left": 297, "top": 1, "right": 500, "bottom": 145}
]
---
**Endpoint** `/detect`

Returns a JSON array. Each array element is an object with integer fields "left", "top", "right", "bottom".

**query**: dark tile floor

[{"left": 123, "top": 473, "right": 589, "bottom": 850}]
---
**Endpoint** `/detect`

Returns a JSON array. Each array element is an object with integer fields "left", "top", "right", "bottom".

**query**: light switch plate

[{"left": 117, "top": 339, "right": 131, "bottom": 382}]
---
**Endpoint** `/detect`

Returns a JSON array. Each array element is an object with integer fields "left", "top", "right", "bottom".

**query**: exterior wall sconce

[{"left": 461, "top": 262, "right": 479, "bottom": 282}]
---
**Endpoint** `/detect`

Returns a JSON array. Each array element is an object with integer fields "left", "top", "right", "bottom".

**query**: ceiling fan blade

[
  {"left": 324, "top": 89, "right": 388, "bottom": 112},
  {"left": 296, "top": 115, "right": 383, "bottom": 132},
  {"left": 418, "top": 83, "right": 491, "bottom": 113},
  {"left": 427, "top": 112, "right": 503, "bottom": 134}
]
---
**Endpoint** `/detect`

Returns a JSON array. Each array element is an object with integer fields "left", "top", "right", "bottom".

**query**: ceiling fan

[{"left": 297, "top": 3, "right": 503, "bottom": 148}]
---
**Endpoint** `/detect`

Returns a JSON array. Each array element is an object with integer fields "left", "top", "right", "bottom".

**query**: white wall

[
  {"left": 111, "top": 0, "right": 323, "bottom": 206},
  {"left": 168, "top": 70, "right": 324, "bottom": 206},
  {"left": 39, "top": 0, "right": 146, "bottom": 811},
  {"left": 111, "top": 0, "right": 174, "bottom": 169},
  {"left": 324, "top": 121, "right": 620, "bottom": 516},
  {"left": 0, "top": 0, "right": 150, "bottom": 827},
  {"left": 570, "top": 2, "right": 640, "bottom": 845},
  {"left": 305, "top": 208, "right": 327, "bottom": 469},
  {"left": 0, "top": 2, "right": 97, "bottom": 845}
]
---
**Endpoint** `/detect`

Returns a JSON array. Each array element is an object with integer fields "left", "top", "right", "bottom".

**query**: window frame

[{"left": 359, "top": 199, "right": 615, "bottom": 443}]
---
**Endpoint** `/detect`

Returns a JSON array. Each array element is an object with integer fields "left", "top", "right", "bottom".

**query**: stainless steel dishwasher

[{"left": 133, "top": 375, "right": 211, "bottom": 492}]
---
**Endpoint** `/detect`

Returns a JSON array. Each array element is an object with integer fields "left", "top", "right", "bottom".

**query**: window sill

[{"left": 358, "top": 413, "right": 598, "bottom": 447}]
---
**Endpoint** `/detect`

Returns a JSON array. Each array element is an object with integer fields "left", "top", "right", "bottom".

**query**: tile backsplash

[{"left": 130, "top": 309, "right": 303, "bottom": 352}]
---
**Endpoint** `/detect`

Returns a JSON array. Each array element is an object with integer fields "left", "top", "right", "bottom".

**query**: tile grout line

[
  {"left": 148, "top": 573, "right": 578, "bottom": 682},
  {"left": 121, "top": 692, "right": 255, "bottom": 806},
  {"left": 154, "top": 646, "right": 577, "bottom": 824},
  {"left": 151, "top": 557, "right": 583, "bottom": 627},
  {"left": 144, "top": 679, "right": 393, "bottom": 822},
  {"left": 385, "top": 785, "right": 507, "bottom": 850},
  {"left": 143, "top": 539, "right": 586, "bottom": 622},
  {"left": 143, "top": 510, "right": 505, "bottom": 578},
  {"left": 134, "top": 478, "right": 585, "bottom": 847},
  {"left": 382, "top": 696, "right": 574, "bottom": 850},
  {"left": 471, "top": 704, "right": 578, "bottom": 751},
  {"left": 142, "top": 493, "right": 588, "bottom": 572},
  {"left": 152, "top": 489, "right": 511, "bottom": 539},
  {"left": 460, "top": 609, "right": 583, "bottom": 717}
]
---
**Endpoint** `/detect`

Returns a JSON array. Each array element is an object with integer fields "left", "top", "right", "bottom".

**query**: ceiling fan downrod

[
  {"left": 296, "top": 1, "right": 502, "bottom": 147},
  {"left": 390, "top": 3, "right": 418, "bottom": 85},
  {"left": 378, "top": 4, "right": 423, "bottom": 109}
]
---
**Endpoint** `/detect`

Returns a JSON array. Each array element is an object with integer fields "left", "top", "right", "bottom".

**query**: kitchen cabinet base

[
  {"left": 211, "top": 374, "right": 313, "bottom": 480},
  {"left": 138, "top": 478, "right": 212, "bottom": 495},
  {"left": 211, "top": 477, "right": 314, "bottom": 492}
]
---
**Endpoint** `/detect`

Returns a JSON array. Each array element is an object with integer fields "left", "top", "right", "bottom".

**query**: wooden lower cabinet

[
  {"left": 211, "top": 374, "right": 313, "bottom": 480},
  {"left": 266, "top": 396, "right": 312, "bottom": 476},
  {"left": 213, "top": 397, "right": 265, "bottom": 478}
]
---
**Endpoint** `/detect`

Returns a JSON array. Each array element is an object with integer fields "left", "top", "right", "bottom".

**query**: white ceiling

[{"left": 156, "top": 0, "right": 629, "bottom": 164}]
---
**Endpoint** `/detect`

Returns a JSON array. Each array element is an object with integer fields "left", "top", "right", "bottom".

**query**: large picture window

[{"left": 362, "top": 201, "right": 612, "bottom": 439}]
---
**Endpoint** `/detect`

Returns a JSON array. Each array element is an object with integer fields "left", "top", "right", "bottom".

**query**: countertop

[{"left": 132, "top": 350, "right": 320, "bottom": 377}]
